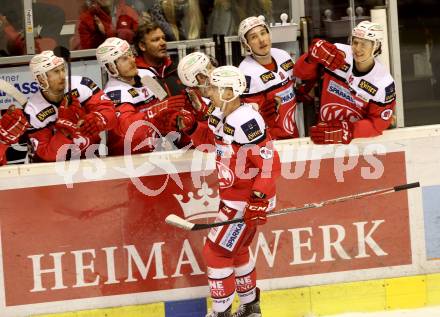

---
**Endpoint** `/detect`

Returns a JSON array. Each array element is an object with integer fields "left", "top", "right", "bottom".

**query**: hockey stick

[
  {"left": 53, "top": 46, "right": 72, "bottom": 102},
  {"left": 141, "top": 76, "right": 168, "bottom": 101},
  {"left": 0, "top": 79, "right": 28, "bottom": 107},
  {"left": 165, "top": 182, "right": 420, "bottom": 231}
]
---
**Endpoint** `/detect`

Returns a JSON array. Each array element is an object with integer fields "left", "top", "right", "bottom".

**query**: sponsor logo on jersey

[
  {"left": 241, "top": 118, "right": 262, "bottom": 141},
  {"left": 216, "top": 161, "right": 234, "bottom": 188},
  {"left": 209, "top": 115, "right": 221, "bottom": 128},
  {"left": 106, "top": 90, "right": 122, "bottom": 104},
  {"left": 128, "top": 88, "right": 139, "bottom": 98},
  {"left": 223, "top": 122, "right": 235, "bottom": 136},
  {"left": 244, "top": 75, "right": 252, "bottom": 93},
  {"left": 259, "top": 146, "right": 273, "bottom": 159},
  {"left": 260, "top": 71, "right": 275, "bottom": 84},
  {"left": 36, "top": 106, "right": 56, "bottom": 122},
  {"left": 340, "top": 63, "right": 350, "bottom": 72},
  {"left": 385, "top": 83, "right": 396, "bottom": 103},
  {"left": 320, "top": 103, "right": 363, "bottom": 122},
  {"left": 223, "top": 222, "right": 245, "bottom": 250},
  {"left": 358, "top": 80, "right": 378, "bottom": 96},
  {"left": 328, "top": 80, "right": 354, "bottom": 103},
  {"left": 80, "top": 77, "right": 97, "bottom": 90},
  {"left": 276, "top": 87, "right": 295, "bottom": 104},
  {"left": 381, "top": 109, "right": 393, "bottom": 120},
  {"left": 280, "top": 60, "right": 294, "bottom": 71},
  {"left": 69, "top": 89, "right": 80, "bottom": 98},
  {"left": 356, "top": 92, "right": 369, "bottom": 103}
]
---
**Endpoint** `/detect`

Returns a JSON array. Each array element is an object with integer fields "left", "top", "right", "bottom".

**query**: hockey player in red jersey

[
  {"left": 176, "top": 64, "right": 280, "bottom": 317},
  {"left": 0, "top": 105, "right": 29, "bottom": 165},
  {"left": 294, "top": 21, "right": 396, "bottom": 144},
  {"left": 25, "top": 50, "right": 116, "bottom": 162},
  {"left": 96, "top": 37, "right": 189, "bottom": 155},
  {"left": 238, "top": 16, "right": 299, "bottom": 140}
]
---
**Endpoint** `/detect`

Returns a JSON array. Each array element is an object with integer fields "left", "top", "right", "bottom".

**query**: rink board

[{"left": 0, "top": 125, "right": 439, "bottom": 316}]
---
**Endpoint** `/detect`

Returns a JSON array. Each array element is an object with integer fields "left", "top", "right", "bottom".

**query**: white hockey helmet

[
  {"left": 238, "top": 16, "right": 271, "bottom": 55},
  {"left": 177, "top": 52, "right": 211, "bottom": 87},
  {"left": 210, "top": 66, "right": 246, "bottom": 103},
  {"left": 96, "top": 37, "right": 131, "bottom": 77},
  {"left": 29, "top": 50, "right": 65, "bottom": 90},
  {"left": 352, "top": 21, "right": 383, "bottom": 56}
]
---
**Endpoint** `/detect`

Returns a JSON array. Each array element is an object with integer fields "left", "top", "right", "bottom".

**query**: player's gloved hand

[
  {"left": 144, "top": 95, "right": 187, "bottom": 121},
  {"left": 78, "top": 111, "right": 107, "bottom": 137},
  {"left": 0, "top": 105, "right": 29, "bottom": 144},
  {"left": 176, "top": 109, "right": 197, "bottom": 134},
  {"left": 60, "top": 95, "right": 86, "bottom": 121},
  {"left": 55, "top": 117, "right": 77, "bottom": 139},
  {"left": 308, "top": 39, "right": 346, "bottom": 71},
  {"left": 309, "top": 120, "right": 353, "bottom": 144},
  {"left": 185, "top": 88, "right": 213, "bottom": 121},
  {"left": 244, "top": 193, "right": 269, "bottom": 227}
]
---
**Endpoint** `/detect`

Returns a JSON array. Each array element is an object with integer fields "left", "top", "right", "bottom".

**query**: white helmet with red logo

[
  {"left": 177, "top": 52, "right": 211, "bottom": 87},
  {"left": 210, "top": 66, "right": 246, "bottom": 103},
  {"left": 29, "top": 50, "right": 65, "bottom": 90},
  {"left": 238, "top": 16, "right": 271, "bottom": 56},
  {"left": 352, "top": 21, "right": 383, "bottom": 56},
  {"left": 96, "top": 37, "right": 131, "bottom": 77}
]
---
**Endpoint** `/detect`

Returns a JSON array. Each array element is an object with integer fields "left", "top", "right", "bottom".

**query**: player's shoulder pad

[
  {"left": 106, "top": 90, "right": 122, "bottom": 104},
  {"left": 368, "top": 62, "right": 396, "bottom": 105},
  {"left": 25, "top": 91, "right": 57, "bottom": 129},
  {"left": 71, "top": 76, "right": 99, "bottom": 103},
  {"left": 224, "top": 104, "right": 266, "bottom": 144},
  {"left": 239, "top": 57, "right": 265, "bottom": 95},
  {"left": 271, "top": 48, "right": 294, "bottom": 71}
]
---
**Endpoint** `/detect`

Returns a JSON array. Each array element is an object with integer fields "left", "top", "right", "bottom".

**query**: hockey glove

[
  {"left": 185, "top": 88, "right": 213, "bottom": 121},
  {"left": 78, "top": 111, "right": 107, "bottom": 137},
  {"left": 0, "top": 106, "right": 29, "bottom": 144},
  {"left": 244, "top": 194, "right": 269, "bottom": 227},
  {"left": 55, "top": 118, "right": 77, "bottom": 139},
  {"left": 308, "top": 39, "right": 346, "bottom": 71},
  {"left": 144, "top": 95, "right": 187, "bottom": 120},
  {"left": 60, "top": 95, "right": 86, "bottom": 120},
  {"left": 310, "top": 120, "right": 353, "bottom": 144},
  {"left": 176, "top": 109, "right": 197, "bottom": 134}
]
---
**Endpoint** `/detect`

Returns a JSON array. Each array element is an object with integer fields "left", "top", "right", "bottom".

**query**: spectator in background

[
  {"left": 77, "top": 0, "right": 139, "bottom": 49},
  {"left": 207, "top": 0, "right": 272, "bottom": 36},
  {"left": 141, "top": 0, "right": 203, "bottom": 41},
  {"left": 0, "top": 14, "right": 25, "bottom": 56},
  {"left": 1, "top": 1, "right": 65, "bottom": 54}
]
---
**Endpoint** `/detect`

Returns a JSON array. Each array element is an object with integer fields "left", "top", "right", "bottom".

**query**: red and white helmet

[
  {"left": 210, "top": 66, "right": 246, "bottom": 103},
  {"left": 29, "top": 50, "right": 65, "bottom": 90},
  {"left": 352, "top": 21, "right": 383, "bottom": 56},
  {"left": 177, "top": 52, "right": 211, "bottom": 87},
  {"left": 238, "top": 16, "right": 271, "bottom": 55},
  {"left": 96, "top": 37, "right": 131, "bottom": 77}
]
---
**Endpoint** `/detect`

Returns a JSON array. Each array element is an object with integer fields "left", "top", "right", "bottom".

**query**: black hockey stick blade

[
  {"left": 165, "top": 181, "right": 420, "bottom": 231},
  {"left": 53, "top": 46, "right": 71, "bottom": 60}
]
